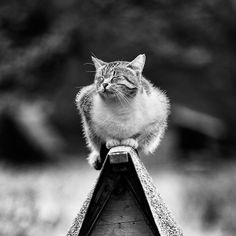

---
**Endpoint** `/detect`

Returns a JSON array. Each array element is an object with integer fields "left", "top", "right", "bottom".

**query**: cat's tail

[{"left": 87, "top": 143, "right": 109, "bottom": 170}]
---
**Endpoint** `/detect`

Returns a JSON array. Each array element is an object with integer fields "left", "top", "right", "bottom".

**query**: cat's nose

[{"left": 103, "top": 83, "right": 108, "bottom": 89}]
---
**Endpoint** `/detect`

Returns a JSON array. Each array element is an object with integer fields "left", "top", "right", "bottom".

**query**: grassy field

[{"left": 0, "top": 155, "right": 235, "bottom": 236}]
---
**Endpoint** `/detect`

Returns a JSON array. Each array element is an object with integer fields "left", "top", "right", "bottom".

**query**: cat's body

[{"left": 76, "top": 54, "right": 170, "bottom": 169}]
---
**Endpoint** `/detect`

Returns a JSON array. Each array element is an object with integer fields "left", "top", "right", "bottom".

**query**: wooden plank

[
  {"left": 97, "top": 190, "right": 145, "bottom": 224},
  {"left": 109, "top": 151, "right": 129, "bottom": 164},
  {"left": 90, "top": 183, "right": 154, "bottom": 236},
  {"left": 92, "top": 221, "right": 154, "bottom": 236},
  {"left": 67, "top": 146, "right": 182, "bottom": 236}
]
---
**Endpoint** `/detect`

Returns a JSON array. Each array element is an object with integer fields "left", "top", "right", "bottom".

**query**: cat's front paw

[
  {"left": 87, "top": 151, "right": 103, "bottom": 170},
  {"left": 106, "top": 139, "right": 120, "bottom": 149},
  {"left": 121, "top": 138, "right": 138, "bottom": 149}
]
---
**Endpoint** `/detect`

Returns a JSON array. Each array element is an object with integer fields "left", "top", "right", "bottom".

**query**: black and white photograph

[{"left": 0, "top": 1, "right": 235, "bottom": 235}]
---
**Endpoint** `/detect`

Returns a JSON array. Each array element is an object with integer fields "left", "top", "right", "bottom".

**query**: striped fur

[{"left": 76, "top": 55, "right": 170, "bottom": 169}]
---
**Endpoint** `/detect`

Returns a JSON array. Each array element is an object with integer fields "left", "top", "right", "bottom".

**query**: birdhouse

[{"left": 66, "top": 146, "right": 183, "bottom": 236}]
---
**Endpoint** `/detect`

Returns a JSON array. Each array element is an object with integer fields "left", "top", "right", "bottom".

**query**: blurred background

[{"left": 0, "top": 0, "right": 236, "bottom": 235}]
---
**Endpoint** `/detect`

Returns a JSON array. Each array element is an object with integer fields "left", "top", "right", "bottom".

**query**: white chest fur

[{"left": 91, "top": 91, "right": 165, "bottom": 140}]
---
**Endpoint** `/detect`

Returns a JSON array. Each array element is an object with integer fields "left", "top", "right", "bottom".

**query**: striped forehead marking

[{"left": 102, "top": 62, "right": 124, "bottom": 74}]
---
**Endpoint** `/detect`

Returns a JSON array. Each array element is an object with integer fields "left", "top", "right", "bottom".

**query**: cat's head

[{"left": 92, "top": 54, "right": 146, "bottom": 101}]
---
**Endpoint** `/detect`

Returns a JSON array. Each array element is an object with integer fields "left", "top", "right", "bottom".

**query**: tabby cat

[{"left": 76, "top": 54, "right": 170, "bottom": 169}]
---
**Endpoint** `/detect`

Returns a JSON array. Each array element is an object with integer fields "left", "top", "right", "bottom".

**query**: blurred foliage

[
  {"left": 0, "top": 0, "right": 236, "bottom": 156},
  {"left": 183, "top": 164, "right": 236, "bottom": 235}
]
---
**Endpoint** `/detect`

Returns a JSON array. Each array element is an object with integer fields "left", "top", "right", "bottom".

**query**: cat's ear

[
  {"left": 91, "top": 56, "right": 107, "bottom": 70},
  {"left": 127, "top": 54, "right": 146, "bottom": 72}
]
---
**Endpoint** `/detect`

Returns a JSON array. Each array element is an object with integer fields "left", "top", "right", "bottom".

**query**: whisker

[
  {"left": 119, "top": 89, "right": 136, "bottom": 99},
  {"left": 86, "top": 70, "right": 96, "bottom": 73},
  {"left": 114, "top": 89, "right": 130, "bottom": 106},
  {"left": 116, "top": 88, "right": 129, "bottom": 101},
  {"left": 114, "top": 92, "right": 124, "bottom": 107},
  {"left": 117, "top": 95, "right": 127, "bottom": 107},
  {"left": 75, "top": 86, "right": 85, "bottom": 89},
  {"left": 84, "top": 62, "right": 94, "bottom": 66},
  {"left": 111, "top": 88, "right": 125, "bottom": 106}
]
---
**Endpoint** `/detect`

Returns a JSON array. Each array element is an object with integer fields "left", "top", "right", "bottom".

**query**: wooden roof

[{"left": 66, "top": 146, "right": 183, "bottom": 236}]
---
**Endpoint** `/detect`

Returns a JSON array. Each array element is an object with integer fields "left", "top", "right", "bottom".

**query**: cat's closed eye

[
  {"left": 112, "top": 76, "right": 124, "bottom": 83},
  {"left": 97, "top": 76, "right": 104, "bottom": 82}
]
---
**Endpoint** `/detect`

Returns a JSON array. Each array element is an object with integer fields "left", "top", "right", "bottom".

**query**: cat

[{"left": 76, "top": 54, "right": 170, "bottom": 169}]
